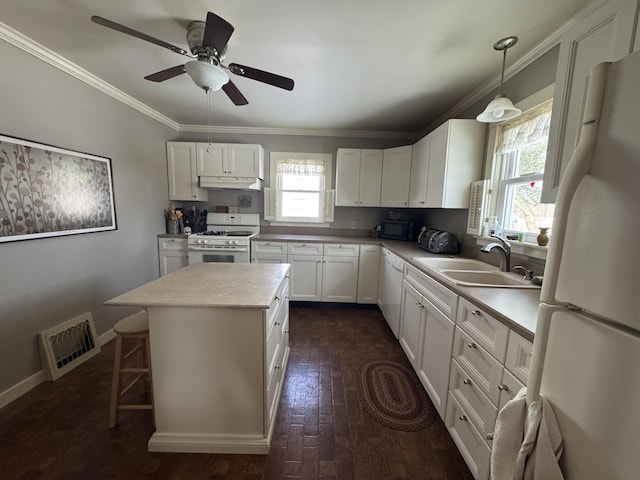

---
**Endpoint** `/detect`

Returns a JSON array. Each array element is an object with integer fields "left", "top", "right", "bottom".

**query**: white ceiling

[{"left": 0, "top": 0, "right": 591, "bottom": 135}]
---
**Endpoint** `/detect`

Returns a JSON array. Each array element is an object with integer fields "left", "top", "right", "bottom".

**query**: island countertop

[{"left": 105, "top": 263, "right": 290, "bottom": 309}]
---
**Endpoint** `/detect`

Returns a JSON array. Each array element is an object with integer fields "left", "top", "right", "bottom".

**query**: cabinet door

[
  {"left": 358, "top": 149, "right": 383, "bottom": 206},
  {"left": 167, "top": 142, "right": 207, "bottom": 201},
  {"left": 416, "top": 299, "right": 455, "bottom": 419},
  {"left": 380, "top": 145, "right": 412, "bottom": 207},
  {"left": 377, "top": 248, "right": 389, "bottom": 311},
  {"left": 399, "top": 281, "right": 424, "bottom": 369},
  {"left": 425, "top": 122, "right": 448, "bottom": 207},
  {"left": 408, "top": 135, "right": 429, "bottom": 207},
  {"left": 229, "top": 144, "right": 262, "bottom": 177},
  {"left": 196, "top": 143, "right": 227, "bottom": 176},
  {"left": 159, "top": 250, "right": 188, "bottom": 276},
  {"left": 288, "top": 255, "right": 322, "bottom": 301},
  {"left": 542, "top": 1, "right": 635, "bottom": 202},
  {"left": 321, "top": 256, "right": 359, "bottom": 302},
  {"left": 335, "top": 149, "right": 362, "bottom": 206},
  {"left": 357, "top": 245, "right": 380, "bottom": 304}
]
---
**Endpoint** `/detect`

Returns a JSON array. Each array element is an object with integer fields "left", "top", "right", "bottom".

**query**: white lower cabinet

[
  {"left": 251, "top": 241, "right": 288, "bottom": 264},
  {"left": 399, "top": 264, "right": 457, "bottom": 419},
  {"left": 446, "top": 296, "right": 533, "bottom": 480},
  {"left": 288, "top": 254, "right": 323, "bottom": 301},
  {"left": 158, "top": 237, "right": 188, "bottom": 276},
  {"left": 357, "top": 245, "right": 380, "bottom": 304}
]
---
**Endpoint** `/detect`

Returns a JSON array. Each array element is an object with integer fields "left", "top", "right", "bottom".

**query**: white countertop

[{"left": 105, "top": 263, "right": 290, "bottom": 309}]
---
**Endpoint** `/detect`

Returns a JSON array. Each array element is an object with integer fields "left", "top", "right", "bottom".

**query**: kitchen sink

[
  {"left": 411, "top": 257, "right": 539, "bottom": 288},
  {"left": 438, "top": 270, "right": 540, "bottom": 288},
  {"left": 411, "top": 257, "right": 498, "bottom": 272}
]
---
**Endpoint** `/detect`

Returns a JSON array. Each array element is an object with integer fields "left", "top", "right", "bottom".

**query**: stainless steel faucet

[{"left": 480, "top": 235, "right": 511, "bottom": 272}]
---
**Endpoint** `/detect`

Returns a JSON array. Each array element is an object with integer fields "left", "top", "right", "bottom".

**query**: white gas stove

[{"left": 187, "top": 213, "right": 259, "bottom": 264}]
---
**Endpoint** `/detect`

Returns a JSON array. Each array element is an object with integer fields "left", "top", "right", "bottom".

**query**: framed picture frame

[{"left": 0, "top": 134, "right": 117, "bottom": 243}]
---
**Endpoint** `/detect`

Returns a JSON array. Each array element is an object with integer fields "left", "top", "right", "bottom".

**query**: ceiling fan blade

[
  {"left": 91, "top": 15, "right": 192, "bottom": 57},
  {"left": 144, "top": 65, "right": 186, "bottom": 82},
  {"left": 228, "top": 63, "right": 294, "bottom": 91},
  {"left": 202, "top": 12, "right": 234, "bottom": 55},
  {"left": 222, "top": 81, "right": 249, "bottom": 106}
]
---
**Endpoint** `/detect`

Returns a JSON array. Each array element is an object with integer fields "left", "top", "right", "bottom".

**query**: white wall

[{"left": 0, "top": 41, "right": 175, "bottom": 393}]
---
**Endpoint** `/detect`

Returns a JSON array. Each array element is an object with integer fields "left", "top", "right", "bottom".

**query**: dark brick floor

[{"left": 0, "top": 303, "right": 473, "bottom": 479}]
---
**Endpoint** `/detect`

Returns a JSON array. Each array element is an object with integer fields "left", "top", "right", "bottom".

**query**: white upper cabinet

[
  {"left": 409, "top": 120, "right": 484, "bottom": 209},
  {"left": 167, "top": 142, "right": 208, "bottom": 201},
  {"left": 408, "top": 135, "right": 430, "bottom": 207},
  {"left": 380, "top": 145, "right": 412, "bottom": 207},
  {"left": 542, "top": 0, "right": 639, "bottom": 202},
  {"left": 196, "top": 143, "right": 264, "bottom": 178},
  {"left": 426, "top": 120, "right": 484, "bottom": 208},
  {"left": 335, "top": 148, "right": 383, "bottom": 207}
]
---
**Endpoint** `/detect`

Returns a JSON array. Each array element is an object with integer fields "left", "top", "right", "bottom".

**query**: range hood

[{"left": 199, "top": 176, "right": 263, "bottom": 191}]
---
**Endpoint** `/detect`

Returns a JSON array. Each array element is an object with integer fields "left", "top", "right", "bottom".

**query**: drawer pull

[
  {"left": 471, "top": 310, "right": 482, "bottom": 316},
  {"left": 467, "top": 342, "right": 477, "bottom": 349},
  {"left": 498, "top": 384, "right": 509, "bottom": 392},
  {"left": 463, "top": 379, "right": 472, "bottom": 385},
  {"left": 486, "top": 433, "right": 494, "bottom": 441},
  {"left": 274, "top": 321, "right": 280, "bottom": 326},
  {"left": 285, "top": 330, "right": 289, "bottom": 334},
  {"left": 275, "top": 296, "right": 280, "bottom": 301},
  {"left": 274, "top": 365, "right": 281, "bottom": 370},
  {"left": 459, "top": 415, "right": 468, "bottom": 422}
]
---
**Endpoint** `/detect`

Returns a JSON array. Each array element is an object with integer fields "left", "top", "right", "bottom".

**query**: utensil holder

[{"left": 166, "top": 220, "right": 179, "bottom": 234}]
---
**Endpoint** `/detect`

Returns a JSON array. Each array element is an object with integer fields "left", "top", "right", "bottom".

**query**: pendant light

[{"left": 476, "top": 36, "right": 521, "bottom": 123}]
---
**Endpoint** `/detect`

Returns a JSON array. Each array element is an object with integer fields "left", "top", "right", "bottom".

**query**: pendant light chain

[{"left": 207, "top": 88, "right": 212, "bottom": 147}]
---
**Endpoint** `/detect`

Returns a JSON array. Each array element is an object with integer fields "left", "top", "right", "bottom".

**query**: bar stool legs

[{"left": 108, "top": 311, "right": 154, "bottom": 428}]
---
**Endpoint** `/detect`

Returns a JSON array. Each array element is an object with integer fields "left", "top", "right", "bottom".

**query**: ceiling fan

[{"left": 91, "top": 12, "right": 295, "bottom": 106}]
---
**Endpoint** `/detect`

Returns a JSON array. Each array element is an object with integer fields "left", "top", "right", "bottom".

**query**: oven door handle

[{"left": 188, "top": 246, "right": 249, "bottom": 252}]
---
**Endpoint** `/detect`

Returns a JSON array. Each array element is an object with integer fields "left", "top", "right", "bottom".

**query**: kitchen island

[{"left": 105, "top": 263, "right": 290, "bottom": 454}]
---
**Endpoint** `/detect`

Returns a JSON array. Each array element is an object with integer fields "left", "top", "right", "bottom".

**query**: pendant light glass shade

[
  {"left": 184, "top": 60, "right": 229, "bottom": 91},
  {"left": 477, "top": 36, "right": 521, "bottom": 123},
  {"left": 476, "top": 94, "right": 521, "bottom": 122}
]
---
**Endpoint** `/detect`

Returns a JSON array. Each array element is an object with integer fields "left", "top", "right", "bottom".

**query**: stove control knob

[{"left": 197, "top": 239, "right": 204, "bottom": 245}]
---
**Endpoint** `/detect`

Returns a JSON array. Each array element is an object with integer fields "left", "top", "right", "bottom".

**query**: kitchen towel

[{"left": 490, "top": 387, "right": 564, "bottom": 480}]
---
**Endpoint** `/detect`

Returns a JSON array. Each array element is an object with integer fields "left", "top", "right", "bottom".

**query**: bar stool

[{"left": 108, "top": 310, "right": 154, "bottom": 428}]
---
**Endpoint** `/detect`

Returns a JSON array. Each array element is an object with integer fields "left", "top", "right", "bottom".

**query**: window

[
  {"left": 494, "top": 100, "right": 555, "bottom": 241},
  {"left": 265, "top": 153, "right": 334, "bottom": 224}
]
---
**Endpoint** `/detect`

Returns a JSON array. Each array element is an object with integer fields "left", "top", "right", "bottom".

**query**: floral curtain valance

[
  {"left": 497, "top": 100, "right": 553, "bottom": 154},
  {"left": 276, "top": 158, "right": 326, "bottom": 177}
]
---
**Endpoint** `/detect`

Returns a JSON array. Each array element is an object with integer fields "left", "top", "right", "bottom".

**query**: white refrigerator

[{"left": 525, "top": 49, "right": 640, "bottom": 478}]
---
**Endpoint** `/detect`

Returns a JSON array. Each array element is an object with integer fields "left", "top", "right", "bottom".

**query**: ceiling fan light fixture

[
  {"left": 184, "top": 60, "right": 229, "bottom": 91},
  {"left": 477, "top": 35, "right": 521, "bottom": 123}
]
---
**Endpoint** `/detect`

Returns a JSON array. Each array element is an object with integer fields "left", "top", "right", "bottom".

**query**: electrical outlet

[{"left": 350, "top": 220, "right": 357, "bottom": 229}]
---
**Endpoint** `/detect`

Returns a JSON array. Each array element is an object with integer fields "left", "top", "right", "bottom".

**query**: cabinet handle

[
  {"left": 498, "top": 384, "right": 509, "bottom": 392},
  {"left": 275, "top": 296, "right": 280, "bottom": 301},
  {"left": 463, "top": 379, "right": 472, "bottom": 385},
  {"left": 467, "top": 342, "right": 477, "bottom": 349},
  {"left": 274, "top": 365, "right": 281, "bottom": 370},
  {"left": 275, "top": 321, "right": 280, "bottom": 326},
  {"left": 419, "top": 201, "right": 425, "bottom": 204},
  {"left": 285, "top": 329, "right": 289, "bottom": 334},
  {"left": 486, "top": 433, "right": 494, "bottom": 441},
  {"left": 471, "top": 310, "right": 482, "bottom": 316},
  {"left": 459, "top": 415, "right": 468, "bottom": 422}
]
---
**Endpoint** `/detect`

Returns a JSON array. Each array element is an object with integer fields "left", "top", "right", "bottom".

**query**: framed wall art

[{"left": 0, "top": 134, "right": 117, "bottom": 243}]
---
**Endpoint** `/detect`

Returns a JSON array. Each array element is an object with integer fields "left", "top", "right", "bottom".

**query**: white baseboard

[{"left": 0, "top": 328, "right": 115, "bottom": 409}]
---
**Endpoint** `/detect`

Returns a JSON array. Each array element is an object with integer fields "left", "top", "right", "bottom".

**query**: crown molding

[
  {"left": 0, "top": 21, "right": 180, "bottom": 131},
  {"left": 178, "top": 123, "right": 418, "bottom": 139},
  {"left": 422, "top": 0, "right": 608, "bottom": 137}
]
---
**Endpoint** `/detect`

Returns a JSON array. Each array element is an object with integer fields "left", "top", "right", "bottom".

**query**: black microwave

[{"left": 379, "top": 220, "right": 417, "bottom": 241}]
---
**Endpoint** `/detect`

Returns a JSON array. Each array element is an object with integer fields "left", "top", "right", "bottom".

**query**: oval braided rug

[{"left": 356, "top": 360, "right": 436, "bottom": 431}]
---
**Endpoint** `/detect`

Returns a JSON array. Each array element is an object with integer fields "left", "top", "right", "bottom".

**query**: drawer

[
  {"left": 251, "top": 254, "right": 288, "bottom": 264},
  {"left": 498, "top": 368, "right": 525, "bottom": 411},
  {"left": 452, "top": 327, "right": 504, "bottom": 406},
  {"left": 287, "top": 242, "right": 323, "bottom": 255},
  {"left": 446, "top": 394, "right": 491, "bottom": 480},
  {"left": 404, "top": 264, "right": 458, "bottom": 320},
  {"left": 456, "top": 298, "right": 509, "bottom": 363},
  {"left": 158, "top": 237, "right": 187, "bottom": 250},
  {"left": 449, "top": 359, "right": 498, "bottom": 439},
  {"left": 505, "top": 331, "right": 533, "bottom": 384},
  {"left": 265, "top": 323, "right": 281, "bottom": 381},
  {"left": 251, "top": 241, "right": 287, "bottom": 255},
  {"left": 323, "top": 243, "right": 360, "bottom": 256}
]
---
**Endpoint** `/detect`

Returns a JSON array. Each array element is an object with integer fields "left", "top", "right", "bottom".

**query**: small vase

[{"left": 537, "top": 228, "right": 549, "bottom": 246}]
